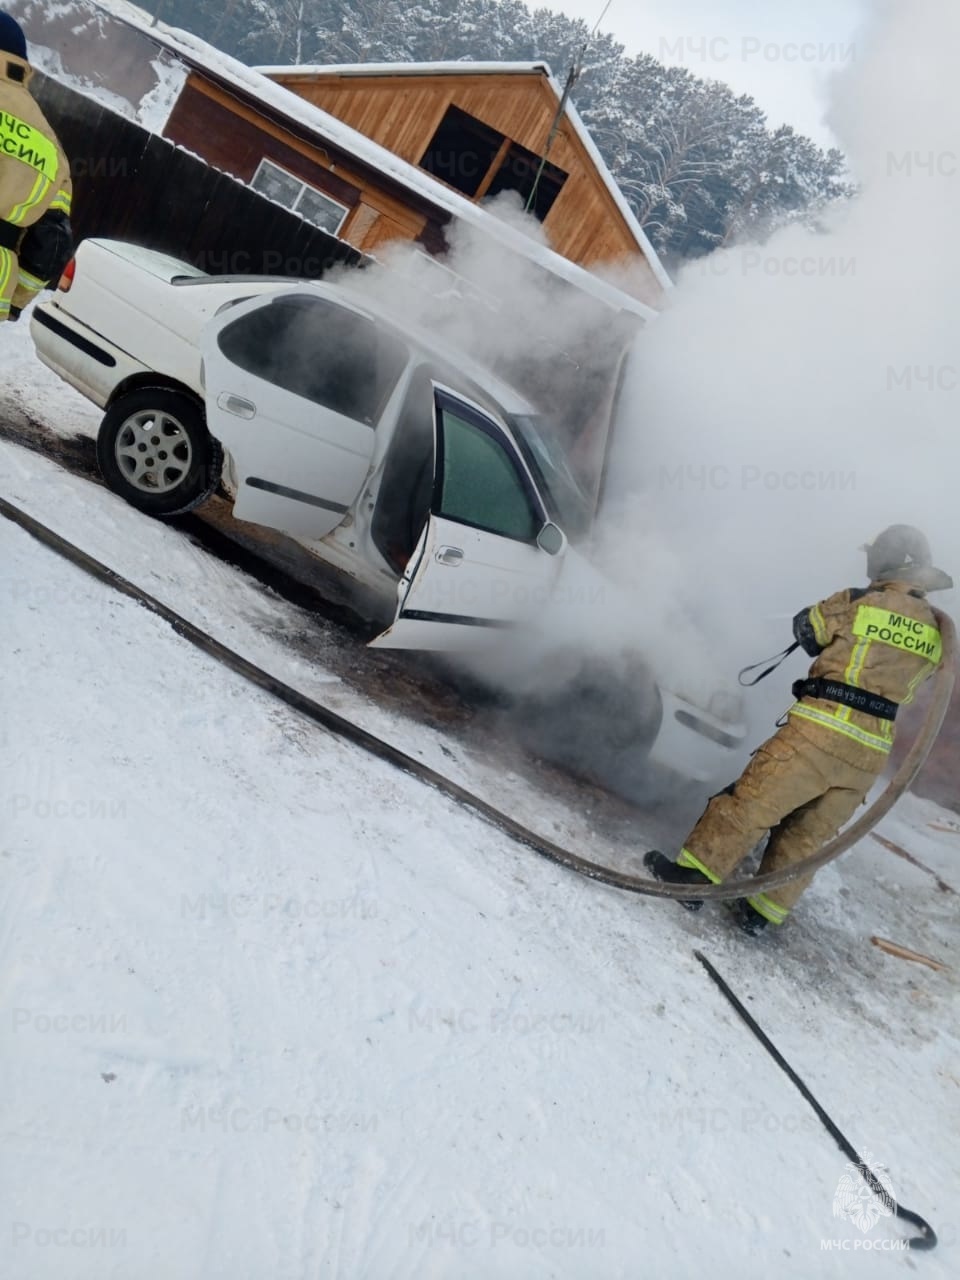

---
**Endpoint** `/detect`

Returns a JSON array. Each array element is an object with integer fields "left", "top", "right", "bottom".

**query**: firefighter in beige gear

[
  {"left": 0, "top": 12, "right": 73, "bottom": 325},
  {"left": 646, "top": 526, "right": 953, "bottom": 935}
]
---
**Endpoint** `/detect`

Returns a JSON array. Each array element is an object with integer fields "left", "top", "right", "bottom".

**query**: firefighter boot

[
  {"left": 643, "top": 851, "right": 710, "bottom": 912},
  {"left": 730, "top": 898, "right": 769, "bottom": 937}
]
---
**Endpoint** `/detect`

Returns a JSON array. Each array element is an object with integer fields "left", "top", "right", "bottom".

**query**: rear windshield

[{"left": 217, "top": 293, "right": 408, "bottom": 426}]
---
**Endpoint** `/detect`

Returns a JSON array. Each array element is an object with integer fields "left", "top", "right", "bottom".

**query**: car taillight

[{"left": 57, "top": 258, "right": 77, "bottom": 292}]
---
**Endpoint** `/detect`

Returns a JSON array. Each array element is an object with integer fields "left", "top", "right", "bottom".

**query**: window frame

[
  {"left": 432, "top": 390, "right": 546, "bottom": 544},
  {"left": 250, "top": 157, "right": 350, "bottom": 236},
  {"left": 418, "top": 105, "right": 570, "bottom": 222},
  {"left": 418, "top": 105, "right": 507, "bottom": 198},
  {"left": 215, "top": 292, "right": 408, "bottom": 427},
  {"left": 484, "top": 140, "right": 569, "bottom": 221}
]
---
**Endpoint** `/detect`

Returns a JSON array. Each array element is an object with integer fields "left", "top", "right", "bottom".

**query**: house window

[
  {"left": 251, "top": 158, "right": 350, "bottom": 236},
  {"left": 419, "top": 105, "right": 569, "bottom": 222},
  {"left": 485, "top": 141, "right": 568, "bottom": 221},
  {"left": 420, "top": 106, "right": 506, "bottom": 198}
]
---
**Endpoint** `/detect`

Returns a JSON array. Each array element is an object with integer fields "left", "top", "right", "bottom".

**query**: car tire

[{"left": 96, "top": 388, "right": 222, "bottom": 518}]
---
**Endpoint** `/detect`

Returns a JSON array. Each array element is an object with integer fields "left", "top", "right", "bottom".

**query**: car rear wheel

[{"left": 96, "top": 388, "right": 222, "bottom": 517}]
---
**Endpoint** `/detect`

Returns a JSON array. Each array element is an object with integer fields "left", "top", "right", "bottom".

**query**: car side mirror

[{"left": 537, "top": 522, "right": 566, "bottom": 556}]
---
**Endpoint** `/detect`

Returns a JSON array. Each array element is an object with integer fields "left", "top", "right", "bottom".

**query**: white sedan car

[{"left": 30, "top": 238, "right": 745, "bottom": 781}]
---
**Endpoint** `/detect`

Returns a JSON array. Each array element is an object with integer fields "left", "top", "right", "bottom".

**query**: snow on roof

[
  {"left": 256, "top": 61, "right": 555, "bottom": 79},
  {"left": 258, "top": 60, "right": 674, "bottom": 295},
  {"left": 83, "top": 2, "right": 665, "bottom": 317}
]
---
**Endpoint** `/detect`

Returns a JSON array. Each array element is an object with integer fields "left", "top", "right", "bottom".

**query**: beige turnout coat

[
  {"left": 677, "top": 580, "right": 944, "bottom": 923},
  {"left": 1, "top": 52, "right": 71, "bottom": 319}
]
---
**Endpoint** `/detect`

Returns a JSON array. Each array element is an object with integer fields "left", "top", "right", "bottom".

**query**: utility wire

[{"left": 525, "top": 1, "right": 614, "bottom": 216}]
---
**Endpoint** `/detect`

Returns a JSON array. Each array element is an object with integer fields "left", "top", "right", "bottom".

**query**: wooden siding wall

[
  {"left": 271, "top": 72, "right": 658, "bottom": 288},
  {"left": 165, "top": 77, "right": 445, "bottom": 257},
  {"left": 30, "top": 72, "right": 363, "bottom": 279},
  {"left": 167, "top": 81, "right": 363, "bottom": 208}
]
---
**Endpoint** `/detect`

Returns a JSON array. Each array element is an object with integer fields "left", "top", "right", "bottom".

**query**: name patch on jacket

[
  {"left": 1, "top": 111, "right": 57, "bottom": 177},
  {"left": 854, "top": 606, "right": 942, "bottom": 663}
]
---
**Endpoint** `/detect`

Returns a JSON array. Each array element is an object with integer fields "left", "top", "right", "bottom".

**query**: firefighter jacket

[
  {"left": 789, "top": 579, "right": 943, "bottom": 765},
  {"left": 1, "top": 51, "right": 72, "bottom": 320}
]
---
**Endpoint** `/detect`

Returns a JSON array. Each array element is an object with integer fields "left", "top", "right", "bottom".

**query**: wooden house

[
  {"left": 10, "top": 1, "right": 668, "bottom": 310},
  {"left": 161, "top": 57, "right": 669, "bottom": 309},
  {"left": 252, "top": 62, "right": 669, "bottom": 303},
  {"left": 12, "top": 0, "right": 669, "bottom": 506}
]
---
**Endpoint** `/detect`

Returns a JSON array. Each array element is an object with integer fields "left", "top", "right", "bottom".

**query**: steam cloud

[
  {"left": 333, "top": 0, "right": 956, "bottom": 774},
  {"left": 602, "top": 0, "right": 958, "bottom": 728}
]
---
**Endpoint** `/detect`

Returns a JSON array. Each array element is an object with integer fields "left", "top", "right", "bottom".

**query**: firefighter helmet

[
  {"left": 862, "top": 525, "right": 953, "bottom": 591},
  {"left": 0, "top": 13, "right": 27, "bottom": 60}
]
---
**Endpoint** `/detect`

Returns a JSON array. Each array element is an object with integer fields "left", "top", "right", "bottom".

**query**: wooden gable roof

[{"left": 259, "top": 62, "right": 671, "bottom": 294}]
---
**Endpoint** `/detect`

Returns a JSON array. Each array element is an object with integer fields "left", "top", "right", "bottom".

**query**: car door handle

[{"left": 436, "top": 546, "right": 464, "bottom": 567}]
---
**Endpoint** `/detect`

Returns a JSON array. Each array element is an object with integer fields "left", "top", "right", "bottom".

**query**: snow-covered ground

[{"left": 2, "top": 319, "right": 959, "bottom": 1278}]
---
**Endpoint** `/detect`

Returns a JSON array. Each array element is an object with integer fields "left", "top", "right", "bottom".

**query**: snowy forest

[{"left": 151, "top": 0, "right": 853, "bottom": 265}]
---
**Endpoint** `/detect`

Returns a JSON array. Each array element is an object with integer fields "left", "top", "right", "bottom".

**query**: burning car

[{"left": 31, "top": 238, "right": 745, "bottom": 781}]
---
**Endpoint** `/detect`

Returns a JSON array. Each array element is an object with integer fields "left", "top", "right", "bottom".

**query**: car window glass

[
  {"left": 217, "top": 295, "right": 407, "bottom": 426},
  {"left": 438, "top": 406, "right": 540, "bottom": 541}
]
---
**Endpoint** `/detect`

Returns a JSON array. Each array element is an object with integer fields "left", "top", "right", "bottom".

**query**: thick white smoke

[
  {"left": 332, "top": 0, "right": 956, "bottom": 774},
  {"left": 336, "top": 188, "right": 638, "bottom": 504},
  {"left": 600, "top": 0, "right": 958, "bottom": 727}
]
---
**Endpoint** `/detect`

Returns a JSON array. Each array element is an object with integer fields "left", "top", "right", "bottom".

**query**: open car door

[
  {"left": 201, "top": 291, "right": 407, "bottom": 538},
  {"left": 371, "top": 387, "right": 567, "bottom": 651}
]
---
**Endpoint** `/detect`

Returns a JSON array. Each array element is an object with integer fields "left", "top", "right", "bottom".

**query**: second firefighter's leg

[
  {"left": 679, "top": 725, "right": 830, "bottom": 885},
  {"left": 0, "top": 247, "right": 17, "bottom": 322},
  {"left": 9, "top": 266, "right": 47, "bottom": 320},
  {"left": 747, "top": 781, "right": 872, "bottom": 925}
]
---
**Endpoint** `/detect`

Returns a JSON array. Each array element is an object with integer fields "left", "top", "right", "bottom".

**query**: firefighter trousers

[
  {"left": 0, "top": 244, "right": 16, "bottom": 321},
  {"left": 678, "top": 719, "right": 883, "bottom": 924}
]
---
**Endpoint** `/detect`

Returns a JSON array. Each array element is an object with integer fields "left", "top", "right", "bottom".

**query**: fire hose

[
  {"left": 3, "top": 496, "right": 950, "bottom": 1252},
  {"left": 0, "top": 496, "right": 955, "bottom": 902}
]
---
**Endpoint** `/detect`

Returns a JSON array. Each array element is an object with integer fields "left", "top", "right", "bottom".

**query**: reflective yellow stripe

[
  {"left": 677, "top": 847, "right": 722, "bottom": 883},
  {"left": 788, "top": 704, "right": 892, "bottom": 754},
  {"left": 810, "top": 604, "right": 829, "bottom": 646},
  {"left": 0, "top": 246, "right": 15, "bottom": 302},
  {"left": 837, "top": 636, "right": 871, "bottom": 724},
  {"left": 49, "top": 188, "right": 72, "bottom": 214},
  {"left": 853, "top": 606, "right": 941, "bottom": 664},
  {"left": 7, "top": 169, "right": 52, "bottom": 225},
  {"left": 746, "top": 893, "right": 789, "bottom": 925},
  {"left": 903, "top": 666, "right": 929, "bottom": 707},
  {"left": 845, "top": 637, "right": 871, "bottom": 688},
  {"left": 16, "top": 268, "right": 45, "bottom": 296}
]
